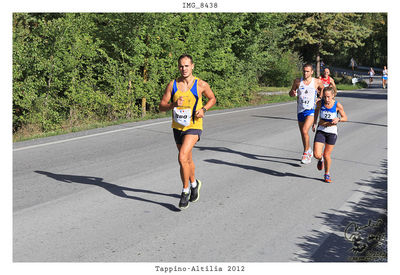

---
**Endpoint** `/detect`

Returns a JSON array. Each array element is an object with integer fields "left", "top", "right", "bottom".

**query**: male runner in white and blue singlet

[{"left": 289, "top": 64, "right": 324, "bottom": 164}]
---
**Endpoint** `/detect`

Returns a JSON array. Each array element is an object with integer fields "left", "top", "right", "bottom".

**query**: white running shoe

[
  {"left": 301, "top": 150, "right": 312, "bottom": 164},
  {"left": 308, "top": 150, "right": 313, "bottom": 162}
]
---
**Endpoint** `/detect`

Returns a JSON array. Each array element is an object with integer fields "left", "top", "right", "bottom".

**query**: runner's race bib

[
  {"left": 320, "top": 109, "right": 337, "bottom": 121},
  {"left": 298, "top": 88, "right": 316, "bottom": 110},
  {"left": 298, "top": 97, "right": 314, "bottom": 110},
  {"left": 173, "top": 107, "right": 192, "bottom": 126}
]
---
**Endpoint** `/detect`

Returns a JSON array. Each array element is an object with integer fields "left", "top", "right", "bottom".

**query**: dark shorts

[
  {"left": 173, "top": 128, "right": 202, "bottom": 145},
  {"left": 314, "top": 130, "right": 337, "bottom": 145},
  {"left": 297, "top": 109, "right": 315, "bottom": 122}
]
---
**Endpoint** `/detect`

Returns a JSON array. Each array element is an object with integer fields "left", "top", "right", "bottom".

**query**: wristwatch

[{"left": 201, "top": 107, "right": 207, "bottom": 113}]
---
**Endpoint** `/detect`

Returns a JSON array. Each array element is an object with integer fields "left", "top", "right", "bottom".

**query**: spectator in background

[
  {"left": 382, "top": 66, "right": 388, "bottom": 89},
  {"left": 368, "top": 67, "right": 375, "bottom": 87}
]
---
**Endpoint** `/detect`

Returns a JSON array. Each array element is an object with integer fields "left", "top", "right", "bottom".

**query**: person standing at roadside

[
  {"left": 289, "top": 64, "right": 324, "bottom": 164},
  {"left": 368, "top": 67, "right": 375, "bottom": 87},
  {"left": 159, "top": 54, "right": 216, "bottom": 209},
  {"left": 350, "top": 57, "right": 357, "bottom": 74}
]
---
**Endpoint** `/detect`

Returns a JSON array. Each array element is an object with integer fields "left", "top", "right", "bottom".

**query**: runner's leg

[
  {"left": 187, "top": 148, "right": 195, "bottom": 184},
  {"left": 298, "top": 121, "right": 306, "bottom": 152},
  {"left": 323, "top": 144, "right": 335, "bottom": 175},
  {"left": 178, "top": 134, "right": 198, "bottom": 189},
  {"left": 313, "top": 141, "right": 325, "bottom": 160},
  {"left": 298, "top": 116, "right": 314, "bottom": 152}
]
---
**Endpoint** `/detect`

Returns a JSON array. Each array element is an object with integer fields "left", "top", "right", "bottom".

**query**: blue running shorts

[{"left": 297, "top": 109, "right": 315, "bottom": 122}]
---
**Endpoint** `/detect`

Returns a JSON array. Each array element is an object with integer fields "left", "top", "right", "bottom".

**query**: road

[{"left": 13, "top": 87, "right": 387, "bottom": 263}]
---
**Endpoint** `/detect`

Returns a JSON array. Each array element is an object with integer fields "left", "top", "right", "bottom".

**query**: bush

[{"left": 13, "top": 13, "right": 302, "bottom": 136}]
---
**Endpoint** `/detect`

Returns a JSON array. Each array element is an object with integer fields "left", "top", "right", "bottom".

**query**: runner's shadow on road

[
  {"left": 345, "top": 120, "right": 387, "bottom": 128},
  {"left": 204, "top": 159, "right": 322, "bottom": 182},
  {"left": 251, "top": 115, "right": 297, "bottom": 122},
  {"left": 34, "top": 171, "right": 181, "bottom": 212},
  {"left": 196, "top": 146, "right": 301, "bottom": 167}
]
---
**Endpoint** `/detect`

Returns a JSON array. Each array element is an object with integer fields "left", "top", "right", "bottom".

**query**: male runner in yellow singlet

[{"left": 159, "top": 54, "right": 216, "bottom": 209}]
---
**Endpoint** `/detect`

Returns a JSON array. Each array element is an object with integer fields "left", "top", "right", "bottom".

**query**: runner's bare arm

[
  {"left": 330, "top": 77, "right": 336, "bottom": 86},
  {"left": 334, "top": 102, "right": 347, "bottom": 124},
  {"left": 316, "top": 79, "right": 324, "bottom": 98},
  {"left": 312, "top": 100, "right": 321, "bottom": 132},
  {"left": 289, "top": 79, "right": 300, "bottom": 97},
  {"left": 159, "top": 81, "right": 182, "bottom": 111},
  {"left": 195, "top": 80, "right": 216, "bottom": 118},
  {"left": 330, "top": 78, "right": 337, "bottom": 95}
]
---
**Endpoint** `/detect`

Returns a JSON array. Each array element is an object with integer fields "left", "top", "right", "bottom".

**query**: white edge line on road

[{"left": 13, "top": 101, "right": 295, "bottom": 152}]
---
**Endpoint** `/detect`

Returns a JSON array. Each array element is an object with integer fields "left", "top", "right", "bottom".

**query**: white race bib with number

[
  {"left": 173, "top": 107, "right": 192, "bottom": 126},
  {"left": 321, "top": 110, "right": 335, "bottom": 120},
  {"left": 298, "top": 91, "right": 315, "bottom": 110}
]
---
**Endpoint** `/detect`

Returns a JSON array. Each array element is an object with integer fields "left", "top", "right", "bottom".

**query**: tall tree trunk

[
  {"left": 316, "top": 46, "right": 321, "bottom": 77},
  {"left": 141, "top": 97, "right": 146, "bottom": 118},
  {"left": 142, "top": 59, "right": 148, "bottom": 117},
  {"left": 128, "top": 72, "right": 133, "bottom": 118}
]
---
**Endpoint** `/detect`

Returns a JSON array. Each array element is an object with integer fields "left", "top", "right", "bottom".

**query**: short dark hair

[
  {"left": 178, "top": 54, "right": 193, "bottom": 64},
  {"left": 303, "top": 63, "right": 314, "bottom": 70}
]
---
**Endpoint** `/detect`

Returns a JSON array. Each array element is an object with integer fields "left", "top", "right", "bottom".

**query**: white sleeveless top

[
  {"left": 297, "top": 78, "right": 317, "bottom": 113},
  {"left": 317, "top": 100, "right": 338, "bottom": 135}
]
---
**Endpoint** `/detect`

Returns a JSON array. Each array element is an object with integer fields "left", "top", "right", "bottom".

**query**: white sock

[
  {"left": 190, "top": 180, "right": 197, "bottom": 188},
  {"left": 183, "top": 187, "right": 190, "bottom": 194}
]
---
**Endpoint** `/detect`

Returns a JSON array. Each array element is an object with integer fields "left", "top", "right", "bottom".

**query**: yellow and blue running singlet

[{"left": 171, "top": 77, "right": 203, "bottom": 131}]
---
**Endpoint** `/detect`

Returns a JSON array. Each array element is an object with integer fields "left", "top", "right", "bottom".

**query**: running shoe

[
  {"left": 179, "top": 192, "right": 190, "bottom": 209},
  {"left": 324, "top": 174, "right": 332, "bottom": 183},
  {"left": 301, "top": 152, "right": 308, "bottom": 164},
  {"left": 301, "top": 152, "right": 312, "bottom": 164},
  {"left": 189, "top": 179, "right": 202, "bottom": 202},
  {"left": 317, "top": 159, "right": 324, "bottom": 170}
]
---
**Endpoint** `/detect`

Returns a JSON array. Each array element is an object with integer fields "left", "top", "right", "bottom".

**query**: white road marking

[{"left": 13, "top": 101, "right": 295, "bottom": 152}]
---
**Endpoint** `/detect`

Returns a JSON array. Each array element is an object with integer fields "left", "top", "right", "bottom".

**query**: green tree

[
  {"left": 13, "top": 13, "right": 305, "bottom": 136},
  {"left": 356, "top": 13, "right": 387, "bottom": 67},
  {"left": 283, "top": 13, "right": 371, "bottom": 76}
]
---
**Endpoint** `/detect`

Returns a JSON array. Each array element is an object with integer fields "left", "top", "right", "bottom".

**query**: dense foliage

[{"left": 12, "top": 13, "right": 387, "bottom": 135}]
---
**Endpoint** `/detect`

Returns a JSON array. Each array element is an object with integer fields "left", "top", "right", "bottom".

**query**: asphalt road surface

[{"left": 13, "top": 87, "right": 387, "bottom": 262}]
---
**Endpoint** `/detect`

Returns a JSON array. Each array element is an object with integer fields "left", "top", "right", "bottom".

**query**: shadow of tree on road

[
  {"left": 337, "top": 91, "right": 387, "bottom": 100},
  {"left": 293, "top": 159, "right": 387, "bottom": 262},
  {"left": 34, "top": 171, "right": 181, "bottom": 212}
]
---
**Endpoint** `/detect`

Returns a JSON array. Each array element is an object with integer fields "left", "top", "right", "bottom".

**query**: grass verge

[{"left": 13, "top": 88, "right": 340, "bottom": 142}]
